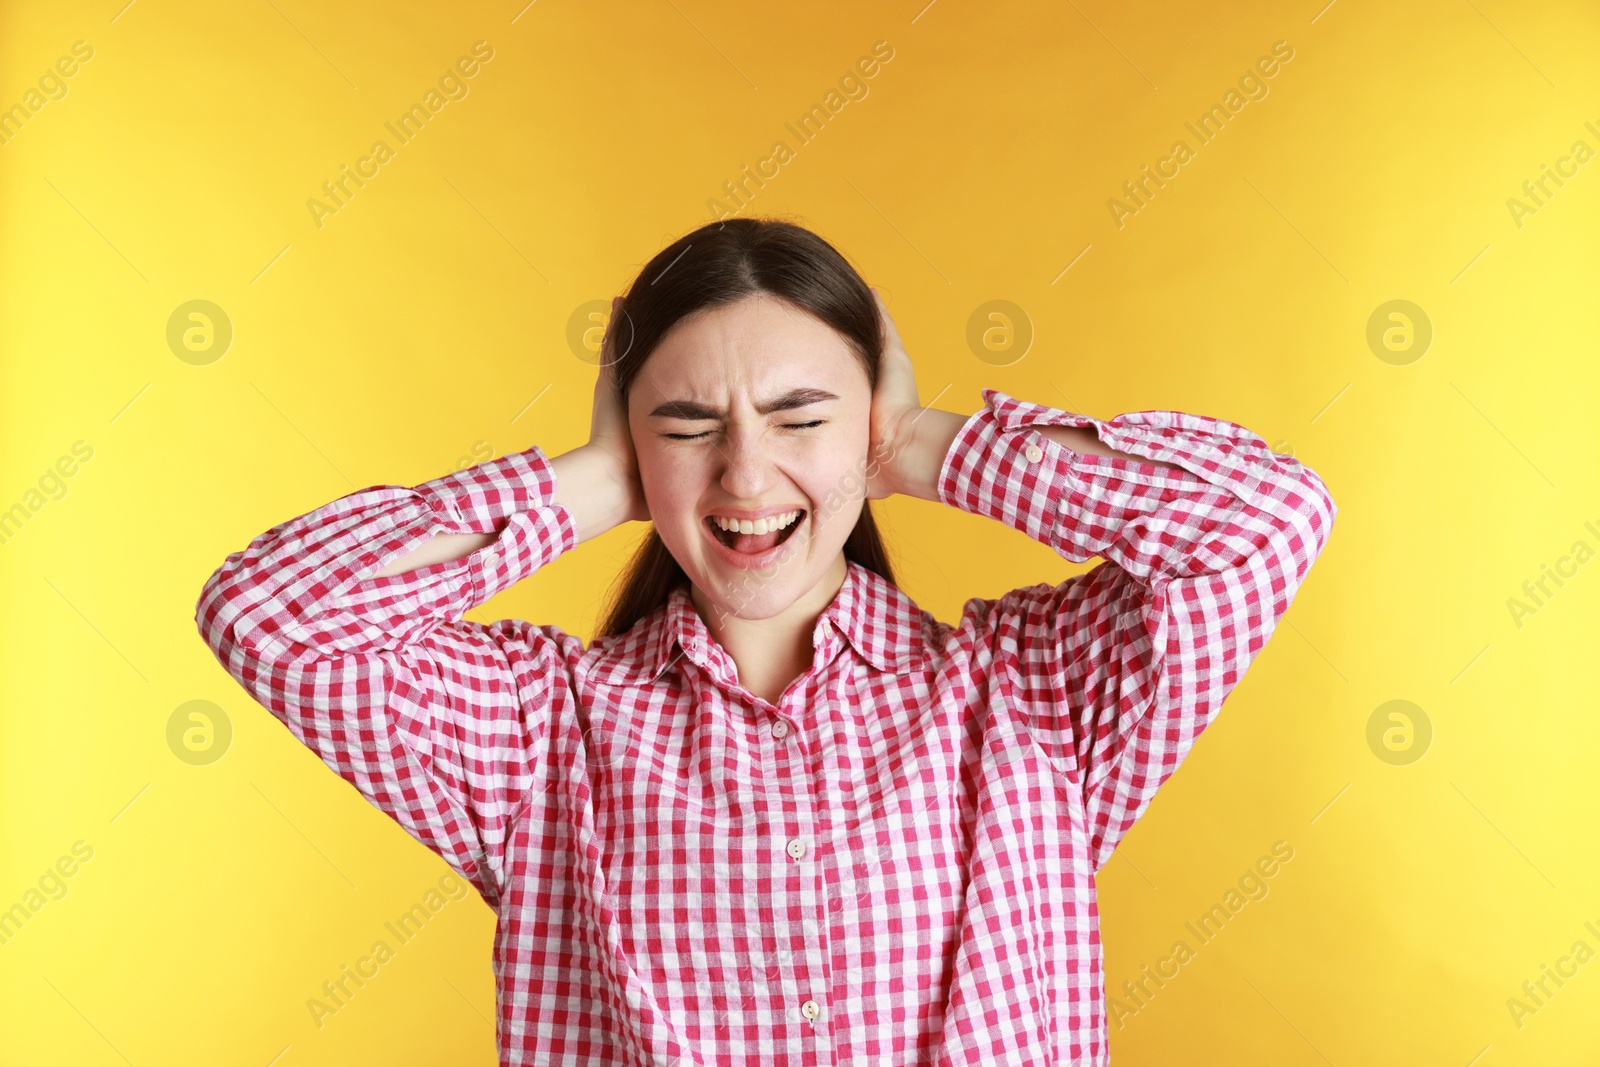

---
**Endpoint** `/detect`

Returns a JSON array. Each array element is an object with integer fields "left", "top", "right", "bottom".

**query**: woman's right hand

[{"left": 585, "top": 297, "right": 651, "bottom": 524}]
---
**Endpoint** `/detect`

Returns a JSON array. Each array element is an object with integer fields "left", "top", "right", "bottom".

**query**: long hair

[{"left": 594, "top": 216, "right": 899, "bottom": 640}]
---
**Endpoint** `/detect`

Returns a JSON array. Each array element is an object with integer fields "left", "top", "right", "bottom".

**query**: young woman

[{"left": 196, "top": 218, "right": 1336, "bottom": 1066}]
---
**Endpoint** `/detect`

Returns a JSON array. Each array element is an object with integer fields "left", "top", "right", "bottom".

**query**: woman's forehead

[
  {"left": 655, "top": 295, "right": 848, "bottom": 354},
  {"left": 640, "top": 299, "right": 866, "bottom": 396}
]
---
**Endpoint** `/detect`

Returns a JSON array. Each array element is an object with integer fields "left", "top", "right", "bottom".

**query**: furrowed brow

[{"left": 648, "top": 388, "right": 840, "bottom": 420}]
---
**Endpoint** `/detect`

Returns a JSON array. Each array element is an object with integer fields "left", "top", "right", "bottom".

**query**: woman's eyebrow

[{"left": 648, "top": 387, "right": 840, "bottom": 420}]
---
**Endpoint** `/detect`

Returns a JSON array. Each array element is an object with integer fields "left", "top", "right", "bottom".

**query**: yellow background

[{"left": 3, "top": 0, "right": 1598, "bottom": 1063}]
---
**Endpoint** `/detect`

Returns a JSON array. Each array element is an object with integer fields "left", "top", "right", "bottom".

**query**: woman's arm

[
  {"left": 883, "top": 409, "right": 1189, "bottom": 503},
  {"left": 372, "top": 443, "right": 638, "bottom": 577},
  {"left": 194, "top": 443, "right": 589, "bottom": 906},
  {"left": 865, "top": 293, "right": 1335, "bottom": 872},
  {"left": 196, "top": 309, "right": 646, "bottom": 903},
  {"left": 925, "top": 388, "right": 1336, "bottom": 870}
]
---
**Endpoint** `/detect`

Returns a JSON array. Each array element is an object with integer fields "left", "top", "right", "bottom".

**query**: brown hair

[{"left": 594, "top": 216, "right": 898, "bottom": 640}]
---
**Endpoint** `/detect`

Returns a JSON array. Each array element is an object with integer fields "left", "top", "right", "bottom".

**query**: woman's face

[{"left": 627, "top": 292, "right": 873, "bottom": 623}]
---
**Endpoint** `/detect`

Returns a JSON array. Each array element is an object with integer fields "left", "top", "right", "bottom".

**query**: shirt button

[
  {"left": 801, "top": 999, "right": 821, "bottom": 1021},
  {"left": 771, "top": 719, "right": 789, "bottom": 738},
  {"left": 786, "top": 838, "right": 806, "bottom": 860},
  {"left": 1024, "top": 443, "right": 1044, "bottom": 463}
]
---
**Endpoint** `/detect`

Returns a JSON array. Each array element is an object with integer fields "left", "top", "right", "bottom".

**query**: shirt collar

[{"left": 588, "top": 560, "right": 927, "bottom": 688}]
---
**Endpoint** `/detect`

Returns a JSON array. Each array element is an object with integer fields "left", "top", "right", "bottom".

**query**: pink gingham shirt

[{"left": 196, "top": 387, "right": 1336, "bottom": 1066}]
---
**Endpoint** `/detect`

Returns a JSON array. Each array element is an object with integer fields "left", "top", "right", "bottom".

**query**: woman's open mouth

[{"left": 702, "top": 508, "right": 806, "bottom": 565}]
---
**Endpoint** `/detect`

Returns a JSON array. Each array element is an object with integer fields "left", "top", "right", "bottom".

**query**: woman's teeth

[{"left": 710, "top": 509, "right": 802, "bottom": 536}]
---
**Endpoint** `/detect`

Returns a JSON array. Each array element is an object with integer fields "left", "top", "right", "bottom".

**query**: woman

[{"left": 196, "top": 217, "right": 1336, "bottom": 1065}]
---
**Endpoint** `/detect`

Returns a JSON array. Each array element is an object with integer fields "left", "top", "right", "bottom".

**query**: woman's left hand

[{"left": 866, "top": 288, "right": 923, "bottom": 500}]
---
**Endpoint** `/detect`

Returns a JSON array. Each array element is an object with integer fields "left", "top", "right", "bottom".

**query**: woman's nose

[{"left": 717, "top": 425, "right": 775, "bottom": 496}]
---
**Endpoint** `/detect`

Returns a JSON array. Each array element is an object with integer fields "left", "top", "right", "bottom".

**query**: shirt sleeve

[
  {"left": 937, "top": 388, "right": 1337, "bottom": 871},
  {"left": 194, "top": 444, "right": 582, "bottom": 907}
]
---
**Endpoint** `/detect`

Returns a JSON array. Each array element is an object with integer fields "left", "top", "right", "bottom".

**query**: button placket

[{"left": 769, "top": 678, "right": 830, "bottom": 1043}]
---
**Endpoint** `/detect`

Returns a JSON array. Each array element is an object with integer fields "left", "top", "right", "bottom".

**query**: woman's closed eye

[{"left": 664, "top": 420, "right": 826, "bottom": 441}]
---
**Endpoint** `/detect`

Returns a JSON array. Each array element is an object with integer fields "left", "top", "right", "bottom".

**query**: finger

[
  {"left": 872, "top": 289, "right": 902, "bottom": 347},
  {"left": 604, "top": 296, "right": 630, "bottom": 370},
  {"left": 600, "top": 297, "right": 619, "bottom": 369}
]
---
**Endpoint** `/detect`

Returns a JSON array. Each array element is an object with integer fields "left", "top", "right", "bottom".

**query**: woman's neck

[{"left": 690, "top": 553, "right": 848, "bottom": 706}]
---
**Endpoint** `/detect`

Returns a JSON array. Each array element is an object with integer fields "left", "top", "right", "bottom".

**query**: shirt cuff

[
  {"left": 935, "top": 388, "right": 1098, "bottom": 513},
  {"left": 413, "top": 444, "right": 565, "bottom": 531},
  {"left": 411, "top": 444, "right": 579, "bottom": 602}
]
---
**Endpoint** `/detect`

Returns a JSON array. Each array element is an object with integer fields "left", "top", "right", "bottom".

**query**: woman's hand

[
  {"left": 866, "top": 288, "right": 925, "bottom": 500},
  {"left": 585, "top": 297, "right": 651, "bottom": 524}
]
